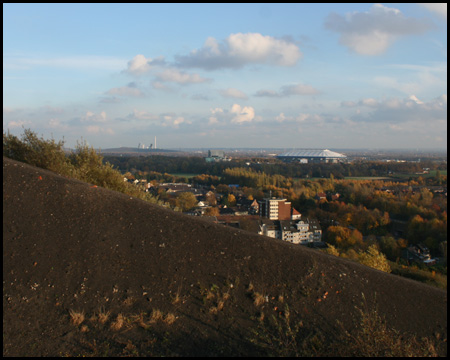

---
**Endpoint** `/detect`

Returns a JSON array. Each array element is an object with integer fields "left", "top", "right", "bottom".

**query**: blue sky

[{"left": 3, "top": 3, "right": 447, "bottom": 150}]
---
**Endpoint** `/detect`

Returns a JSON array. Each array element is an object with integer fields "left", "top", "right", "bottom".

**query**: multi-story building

[
  {"left": 259, "top": 218, "right": 322, "bottom": 245},
  {"left": 257, "top": 197, "right": 322, "bottom": 245},
  {"left": 259, "top": 198, "right": 292, "bottom": 220}
]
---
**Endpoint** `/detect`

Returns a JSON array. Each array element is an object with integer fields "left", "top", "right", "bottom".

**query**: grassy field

[
  {"left": 169, "top": 173, "right": 201, "bottom": 179},
  {"left": 387, "top": 170, "right": 447, "bottom": 180}
]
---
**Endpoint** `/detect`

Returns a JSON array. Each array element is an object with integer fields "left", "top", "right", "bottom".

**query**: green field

[
  {"left": 389, "top": 170, "right": 447, "bottom": 179},
  {"left": 169, "top": 173, "right": 201, "bottom": 179}
]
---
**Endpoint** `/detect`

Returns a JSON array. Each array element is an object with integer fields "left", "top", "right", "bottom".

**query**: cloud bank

[
  {"left": 325, "top": 4, "right": 433, "bottom": 55},
  {"left": 175, "top": 32, "right": 302, "bottom": 70}
]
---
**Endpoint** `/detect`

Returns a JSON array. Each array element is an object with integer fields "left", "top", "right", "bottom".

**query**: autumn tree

[
  {"left": 326, "top": 225, "right": 364, "bottom": 249},
  {"left": 358, "top": 245, "right": 391, "bottom": 273},
  {"left": 176, "top": 192, "right": 198, "bottom": 212},
  {"left": 227, "top": 194, "right": 237, "bottom": 206},
  {"left": 204, "top": 207, "right": 220, "bottom": 216}
]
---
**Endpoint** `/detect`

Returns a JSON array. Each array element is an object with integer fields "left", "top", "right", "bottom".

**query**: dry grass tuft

[
  {"left": 149, "top": 309, "right": 164, "bottom": 323},
  {"left": 164, "top": 313, "right": 177, "bottom": 325},
  {"left": 110, "top": 313, "right": 125, "bottom": 331},
  {"left": 97, "top": 307, "right": 111, "bottom": 324},
  {"left": 253, "top": 292, "right": 266, "bottom": 307},
  {"left": 131, "top": 312, "right": 149, "bottom": 329},
  {"left": 171, "top": 286, "right": 183, "bottom": 305},
  {"left": 69, "top": 309, "right": 85, "bottom": 326},
  {"left": 80, "top": 325, "right": 89, "bottom": 333},
  {"left": 122, "top": 297, "right": 135, "bottom": 306}
]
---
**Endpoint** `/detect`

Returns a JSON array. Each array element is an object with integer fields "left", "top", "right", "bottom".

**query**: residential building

[
  {"left": 258, "top": 218, "right": 322, "bottom": 245},
  {"left": 259, "top": 198, "right": 292, "bottom": 220}
]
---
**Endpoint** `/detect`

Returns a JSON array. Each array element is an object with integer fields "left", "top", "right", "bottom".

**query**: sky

[{"left": 3, "top": 3, "right": 447, "bottom": 150}]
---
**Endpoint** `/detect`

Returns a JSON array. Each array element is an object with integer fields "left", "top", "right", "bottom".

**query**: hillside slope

[{"left": 3, "top": 156, "right": 447, "bottom": 356}]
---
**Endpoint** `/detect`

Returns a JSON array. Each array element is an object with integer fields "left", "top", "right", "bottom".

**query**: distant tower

[{"left": 155, "top": 136, "right": 157, "bottom": 149}]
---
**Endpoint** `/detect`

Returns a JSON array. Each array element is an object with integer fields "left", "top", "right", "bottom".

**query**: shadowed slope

[{"left": 3, "top": 156, "right": 447, "bottom": 356}]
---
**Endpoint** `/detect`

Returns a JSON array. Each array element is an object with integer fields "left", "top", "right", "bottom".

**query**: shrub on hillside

[
  {"left": 3, "top": 129, "right": 74, "bottom": 176},
  {"left": 358, "top": 245, "right": 391, "bottom": 273},
  {"left": 3, "top": 128, "right": 162, "bottom": 205}
]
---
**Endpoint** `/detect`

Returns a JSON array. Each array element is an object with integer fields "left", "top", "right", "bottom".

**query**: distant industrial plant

[{"left": 138, "top": 136, "right": 157, "bottom": 150}]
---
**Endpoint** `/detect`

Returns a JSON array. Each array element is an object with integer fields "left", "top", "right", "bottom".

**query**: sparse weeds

[
  {"left": 333, "top": 294, "right": 440, "bottom": 357},
  {"left": 253, "top": 292, "right": 266, "bottom": 307},
  {"left": 246, "top": 282, "right": 268, "bottom": 307},
  {"left": 171, "top": 286, "right": 183, "bottom": 305},
  {"left": 149, "top": 309, "right": 164, "bottom": 323},
  {"left": 250, "top": 304, "right": 320, "bottom": 357},
  {"left": 202, "top": 283, "right": 232, "bottom": 315},
  {"left": 110, "top": 313, "right": 125, "bottom": 331},
  {"left": 97, "top": 307, "right": 111, "bottom": 324},
  {"left": 164, "top": 312, "right": 177, "bottom": 325},
  {"left": 69, "top": 309, "right": 85, "bottom": 326},
  {"left": 68, "top": 306, "right": 177, "bottom": 335}
]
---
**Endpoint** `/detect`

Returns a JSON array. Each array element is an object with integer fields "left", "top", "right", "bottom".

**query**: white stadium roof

[{"left": 278, "top": 149, "right": 346, "bottom": 158}]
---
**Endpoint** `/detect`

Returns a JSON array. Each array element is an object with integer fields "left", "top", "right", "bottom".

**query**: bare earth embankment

[{"left": 3, "top": 156, "right": 447, "bottom": 356}]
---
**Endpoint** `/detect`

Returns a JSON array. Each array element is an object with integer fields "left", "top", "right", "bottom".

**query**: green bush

[
  {"left": 3, "top": 129, "right": 74, "bottom": 176},
  {"left": 3, "top": 128, "right": 162, "bottom": 206}
]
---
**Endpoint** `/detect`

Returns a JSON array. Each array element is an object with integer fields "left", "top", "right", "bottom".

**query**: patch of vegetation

[
  {"left": 3, "top": 129, "right": 164, "bottom": 206},
  {"left": 250, "top": 293, "right": 440, "bottom": 357},
  {"left": 331, "top": 295, "right": 440, "bottom": 357},
  {"left": 322, "top": 244, "right": 392, "bottom": 273},
  {"left": 250, "top": 304, "right": 325, "bottom": 357},
  {"left": 390, "top": 262, "right": 447, "bottom": 290}
]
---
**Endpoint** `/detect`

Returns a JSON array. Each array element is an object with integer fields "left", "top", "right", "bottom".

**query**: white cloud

[
  {"left": 419, "top": 3, "right": 447, "bottom": 20},
  {"left": 128, "top": 109, "right": 158, "bottom": 121},
  {"left": 280, "top": 83, "right": 320, "bottom": 96},
  {"left": 208, "top": 107, "right": 224, "bottom": 125},
  {"left": 255, "top": 83, "right": 320, "bottom": 97},
  {"left": 274, "top": 112, "right": 324, "bottom": 124},
  {"left": 255, "top": 89, "right": 280, "bottom": 97},
  {"left": 325, "top": 4, "right": 432, "bottom": 55},
  {"left": 175, "top": 32, "right": 302, "bottom": 70},
  {"left": 84, "top": 111, "right": 107, "bottom": 123},
  {"left": 351, "top": 94, "right": 447, "bottom": 123},
  {"left": 7, "top": 120, "right": 32, "bottom": 128},
  {"left": 359, "top": 98, "right": 379, "bottom": 107},
  {"left": 219, "top": 88, "right": 248, "bottom": 100},
  {"left": 106, "top": 83, "right": 143, "bottom": 97},
  {"left": 155, "top": 68, "right": 210, "bottom": 84},
  {"left": 86, "top": 125, "right": 114, "bottom": 135},
  {"left": 276, "top": 113, "right": 286, "bottom": 122},
  {"left": 230, "top": 104, "right": 255, "bottom": 124},
  {"left": 125, "top": 55, "right": 165, "bottom": 75},
  {"left": 161, "top": 115, "right": 189, "bottom": 128}
]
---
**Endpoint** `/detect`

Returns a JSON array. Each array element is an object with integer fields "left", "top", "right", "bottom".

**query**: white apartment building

[{"left": 259, "top": 218, "right": 322, "bottom": 245}]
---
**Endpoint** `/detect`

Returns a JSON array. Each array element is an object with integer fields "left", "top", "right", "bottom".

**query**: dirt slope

[{"left": 3, "top": 156, "right": 447, "bottom": 356}]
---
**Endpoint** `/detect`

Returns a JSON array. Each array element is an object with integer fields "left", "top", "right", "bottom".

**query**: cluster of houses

[
  {"left": 124, "top": 176, "right": 323, "bottom": 246},
  {"left": 402, "top": 244, "right": 437, "bottom": 266}
]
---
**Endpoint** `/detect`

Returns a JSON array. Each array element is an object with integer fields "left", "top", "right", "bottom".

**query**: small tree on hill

[{"left": 358, "top": 245, "right": 391, "bottom": 273}]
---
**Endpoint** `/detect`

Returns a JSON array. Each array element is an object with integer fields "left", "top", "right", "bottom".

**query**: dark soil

[{"left": 3, "top": 156, "right": 447, "bottom": 356}]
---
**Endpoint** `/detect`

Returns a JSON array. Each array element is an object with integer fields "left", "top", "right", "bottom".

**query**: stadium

[{"left": 277, "top": 149, "right": 347, "bottom": 164}]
